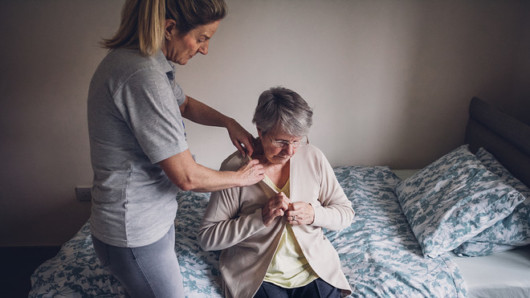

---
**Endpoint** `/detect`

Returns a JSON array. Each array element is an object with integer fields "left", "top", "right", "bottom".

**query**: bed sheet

[
  {"left": 30, "top": 166, "right": 467, "bottom": 297},
  {"left": 451, "top": 247, "right": 530, "bottom": 298}
]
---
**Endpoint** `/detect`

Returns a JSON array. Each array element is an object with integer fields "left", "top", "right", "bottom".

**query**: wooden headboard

[{"left": 465, "top": 97, "right": 530, "bottom": 188}]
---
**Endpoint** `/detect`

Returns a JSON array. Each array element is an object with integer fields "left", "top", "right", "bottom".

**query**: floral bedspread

[
  {"left": 30, "top": 166, "right": 467, "bottom": 297},
  {"left": 332, "top": 166, "right": 467, "bottom": 297}
]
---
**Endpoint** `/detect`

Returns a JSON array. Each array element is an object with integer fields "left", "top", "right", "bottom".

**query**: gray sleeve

[
  {"left": 114, "top": 69, "right": 188, "bottom": 163},
  {"left": 173, "top": 79, "right": 186, "bottom": 106}
]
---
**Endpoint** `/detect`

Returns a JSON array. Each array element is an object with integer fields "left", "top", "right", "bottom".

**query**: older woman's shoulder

[
  {"left": 219, "top": 151, "right": 248, "bottom": 171},
  {"left": 298, "top": 143, "right": 325, "bottom": 158}
]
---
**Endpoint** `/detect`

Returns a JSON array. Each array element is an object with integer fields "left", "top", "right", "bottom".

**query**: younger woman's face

[{"left": 163, "top": 20, "right": 220, "bottom": 65}]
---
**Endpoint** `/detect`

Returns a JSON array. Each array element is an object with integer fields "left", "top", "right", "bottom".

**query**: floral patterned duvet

[{"left": 30, "top": 166, "right": 467, "bottom": 297}]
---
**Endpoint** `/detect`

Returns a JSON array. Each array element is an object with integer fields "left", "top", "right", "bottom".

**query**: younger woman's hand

[
  {"left": 226, "top": 119, "right": 255, "bottom": 157},
  {"left": 236, "top": 159, "right": 264, "bottom": 186}
]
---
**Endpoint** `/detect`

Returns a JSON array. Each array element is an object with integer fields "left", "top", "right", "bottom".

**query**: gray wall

[{"left": 1, "top": 0, "right": 529, "bottom": 246}]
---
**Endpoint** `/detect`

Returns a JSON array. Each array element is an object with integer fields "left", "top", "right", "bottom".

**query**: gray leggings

[{"left": 92, "top": 225, "right": 184, "bottom": 298}]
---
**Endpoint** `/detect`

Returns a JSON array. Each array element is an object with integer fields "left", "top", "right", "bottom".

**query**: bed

[{"left": 30, "top": 97, "right": 530, "bottom": 298}]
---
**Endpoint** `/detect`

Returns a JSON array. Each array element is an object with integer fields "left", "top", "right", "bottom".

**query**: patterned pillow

[
  {"left": 395, "top": 145, "right": 526, "bottom": 258},
  {"left": 453, "top": 148, "right": 530, "bottom": 256}
]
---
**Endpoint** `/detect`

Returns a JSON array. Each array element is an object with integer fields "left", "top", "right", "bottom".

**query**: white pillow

[
  {"left": 453, "top": 148, "right": 530, "bottom": 256},
  {"left": 395, "top": 145, "right": 525, "bottom": 258}
]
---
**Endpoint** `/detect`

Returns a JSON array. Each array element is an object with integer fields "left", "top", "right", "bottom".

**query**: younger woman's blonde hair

[{"left": 102, "top": 0, "right": 227, "bottom": 56}]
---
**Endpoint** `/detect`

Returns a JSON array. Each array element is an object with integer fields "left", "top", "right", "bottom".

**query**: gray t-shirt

[{"left": 88, "top": 48, "right": 188, "bottom": 247}]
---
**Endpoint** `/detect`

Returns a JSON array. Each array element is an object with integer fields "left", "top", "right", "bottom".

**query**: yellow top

[{"left": 262, "top": 175, "right": 319, "bottom": 288}]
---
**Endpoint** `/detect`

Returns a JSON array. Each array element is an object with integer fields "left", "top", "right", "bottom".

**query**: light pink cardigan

[{"left": 198, "top": 145, "right": 354, "bottom": 298}]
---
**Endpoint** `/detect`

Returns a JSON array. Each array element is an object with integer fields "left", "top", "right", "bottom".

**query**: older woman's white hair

[{"left": 252, "top": 87, "right": 313, "bottom": 137}]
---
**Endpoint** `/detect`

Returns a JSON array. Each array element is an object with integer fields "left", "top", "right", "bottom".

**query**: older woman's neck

[{"left": 263, "top": 161, "right": 290, "bottom": 189}]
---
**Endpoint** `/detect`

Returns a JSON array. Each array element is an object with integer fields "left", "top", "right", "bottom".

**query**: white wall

[
  {"left": 1, "top": 0, "right": 529, "bottom": 246},
  {"left": 180, "top": 0, "right": 529, "bottom": 168}
]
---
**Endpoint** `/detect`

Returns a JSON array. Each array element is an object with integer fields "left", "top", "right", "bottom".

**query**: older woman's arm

[
  {"left": 286, "top": 149, "right": 354, "bottom": 230},
  {"left": 311, "top": 151, "right": 355, "bottom": 230},
  {"left": 197, "top": 186, "right": 266, "bottom": 251}
]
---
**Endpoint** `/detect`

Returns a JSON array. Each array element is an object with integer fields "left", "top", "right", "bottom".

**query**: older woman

[
  {"left": 88, "top": 0, "right": 264, "bottom": 297},
  {"left": 198, "top": 87, "right": 354, "bottom": 298}
]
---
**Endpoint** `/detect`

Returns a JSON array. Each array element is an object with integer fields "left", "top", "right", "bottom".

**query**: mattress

[{"left": 451, "top": 247, "right": 530, "bottom": 298}]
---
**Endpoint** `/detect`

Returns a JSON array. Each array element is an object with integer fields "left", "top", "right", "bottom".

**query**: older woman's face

[
  {"left": 163, "top": 20, "right": 220, "bottom": 65},
  {"left": 259, "top": 129, "right": 305, "bottom": 165}
]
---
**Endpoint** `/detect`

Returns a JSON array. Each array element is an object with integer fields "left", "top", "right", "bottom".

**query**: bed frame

[
  {"left": 29, "top": 96, "right": 530, "bottom": 298},
  {"left": 465, "top": 97, "right": 530, "bottom": 188}
]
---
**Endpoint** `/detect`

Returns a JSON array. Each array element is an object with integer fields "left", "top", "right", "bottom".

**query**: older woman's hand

[
  {"left": 226, "top": 118, "right": 255, "bottom": 157},
  {"left": 262, "top": 192, "right": 291, "bottom": 227},
  {"left": 286, "top": 202, "right": 315, "bottom": 225}
]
